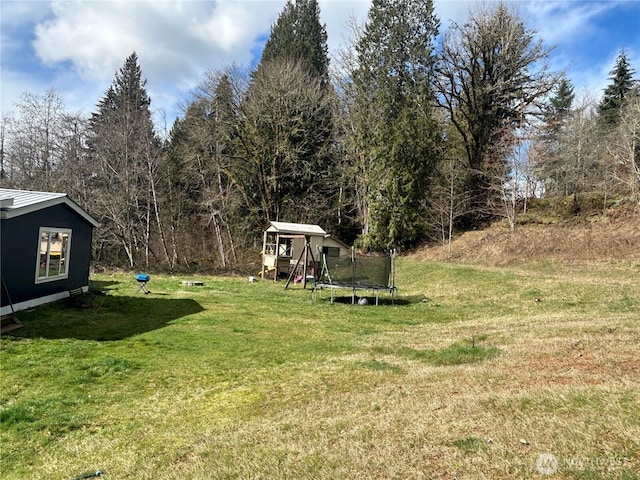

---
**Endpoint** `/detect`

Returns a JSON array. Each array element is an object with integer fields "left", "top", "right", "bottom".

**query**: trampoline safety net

[{"left": 319, "top": 252, "right": 394, "bottom": 289}]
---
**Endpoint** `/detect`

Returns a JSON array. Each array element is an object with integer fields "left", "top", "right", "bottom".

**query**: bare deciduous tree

[
  {"left": 435, "top": 2, "right": 557, "bottom": 225},
  {"left": 237, "top": 58, "right": 335, "bottom": 224},
  {"left": 606, "top": 94, "right": 640, "bottom": 211},
  {"left": 428, "top": 121, "right": 470, "bottom": 257},
  {"left": 532, "top": 93, "right": 602, "bottom": 199},
  {"left": 4, "top": 90, "right": 66, "bottom": 190},
  {"left": 169, "top": 69, "right": 245, "bottom": 269}
]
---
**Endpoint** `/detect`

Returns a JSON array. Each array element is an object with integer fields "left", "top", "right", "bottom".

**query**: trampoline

[{"left": 312, "top": 248, "right": 396, "bottom": 305}]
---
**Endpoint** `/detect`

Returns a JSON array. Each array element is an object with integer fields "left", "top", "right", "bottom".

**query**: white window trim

[{"left": 35, "top": 227, "right": 72, "bottom": 284}]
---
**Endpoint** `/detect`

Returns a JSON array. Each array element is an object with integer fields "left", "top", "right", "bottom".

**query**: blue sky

[{"left": 1, "top": 0, "right": 639, "bottom": 130}]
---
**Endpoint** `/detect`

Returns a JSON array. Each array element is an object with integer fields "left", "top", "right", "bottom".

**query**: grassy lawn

[{"left": 1, "top": 259, "right": 639, "bottom": 479}]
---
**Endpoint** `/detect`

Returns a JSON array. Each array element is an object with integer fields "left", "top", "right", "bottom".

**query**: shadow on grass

[
  {"left": 317, "top": 294, "right": 422, "bottom": 306},
  {"left": 6, "top": 280, "right": 205, "bottom": 342},
  {"left": 88, "top": 279, "right": 120, "bottom": 291}
]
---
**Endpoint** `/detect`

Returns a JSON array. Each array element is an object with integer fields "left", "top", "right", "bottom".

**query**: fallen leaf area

[{"left": 416, "top": 201, "right": 639, "bottom": 265}]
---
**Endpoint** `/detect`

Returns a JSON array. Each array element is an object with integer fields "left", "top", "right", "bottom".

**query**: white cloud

[
  {"left": 521, "top": 1, "right": 611, "bottom": 46},
  {"left": 32, "top": 0, "right": 282, "bottom": 84},
  {"left": 2, "top": 0, "right": 637, "bottom": 125},
  {"left": 15, "top": 0, "right": 290, "bottom": 121},
  {"left": 190, "top": 2, "right": 265, "bottom": 51},
  {"left": 520, "top": 1, "right": 640, "bottom": 98}
]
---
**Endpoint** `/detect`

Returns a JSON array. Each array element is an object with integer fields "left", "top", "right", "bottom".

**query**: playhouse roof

[
  {"left": 323, "top": 234, "right": 350, "bottom": 250},
  {"left": 0, "top": 188, "right": 100, "bottom": 227},
  {"left": 266, "top": 221, "right": 327, "bottom": 236}
]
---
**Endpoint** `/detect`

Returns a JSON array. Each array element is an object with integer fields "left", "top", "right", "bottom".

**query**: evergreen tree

[
  {"left": 88, "top": 52, "right": 162, "bottom": 267},
  {"left": 259, "top": 0, "right": 329, "bottom": 84},
  {"left": 238, "top": 0, "right": 336, "bottom": 227},
  {"left": 351, "top": 0, "right": 441, "bottom": 250},
  {"left": 534, "top": 77, "right": 576, "bottom": 195},
  {"left": 547, "top": 77, "right": 575, "bottom": 132},
  {"left": 598, "top": 49, "right": 637, "bottom": 128}
]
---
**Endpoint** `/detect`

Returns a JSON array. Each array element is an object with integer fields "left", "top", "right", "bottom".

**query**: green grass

[
  {"left": 1, "top": 259, "right": 639, "bottom": 479},
  {"left": 371, "top": 336, "right": 500, "bottom": 366},
  {"left": 453, "top": 436, "right": 487, "bottom": 454}
]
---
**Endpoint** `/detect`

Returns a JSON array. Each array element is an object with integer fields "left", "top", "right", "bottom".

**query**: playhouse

[{"left": 260, "top": 221, "right": 349, "bottom": 286}]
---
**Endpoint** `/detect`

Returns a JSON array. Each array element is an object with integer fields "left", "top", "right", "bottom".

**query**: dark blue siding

[{"left": 1, "top": 204, "right": 94, "bottom": 308}]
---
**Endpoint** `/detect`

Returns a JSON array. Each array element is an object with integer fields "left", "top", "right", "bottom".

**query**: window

[
  {"left": 278, "top": 238, "right": 293, "bottom": 257},
  {"left": 36, "top": 228, "right": 72, "bottom": 282},
  {"left": 323, "top": 246, "right": 341, "bottom": 258}
]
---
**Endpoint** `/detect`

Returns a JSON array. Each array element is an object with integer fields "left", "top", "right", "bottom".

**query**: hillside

[{"left": 413, "top": 196, "right": 640, "bottom": 265}]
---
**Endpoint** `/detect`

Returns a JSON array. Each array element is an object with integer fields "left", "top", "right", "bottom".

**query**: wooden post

[
  {"left": 261, "top": 229, "right": 268, "bottom": 279},
  {"left": 274, "top": 232, "right": 280, "bottom": 281},
  {"left": 285, "top": 243, "right": 306, "bottom": 289},
  {"left": 351, "top": 246, "right": 356, "bottom": 304},
  {"left": 302, "top": 235, "right": 309, "bottom": 289},
  {"left": 308, "top": 244, "right": 317, "bottom": 281}
]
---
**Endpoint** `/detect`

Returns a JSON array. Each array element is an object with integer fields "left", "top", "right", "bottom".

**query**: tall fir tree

[
  {"left": 547, "top": 77, "right": 575, "bottom": 132},
  {"left": 598, "top": 49, "right": 637, "bottom": 128},
  {"left": 259, "top": 0, "right": 329, "bottom": 85},
  {"left": 238, "top": 0, "right": 336, "bottom": 226},
  {"left": 534, "top": 77, "right": 576, "bottom": 195},
  {"left": 88, "top": 52, "right": 161, "bottom": 267},
  {"left": 351, "top": 0, "right": 441, "bottom": 250}
]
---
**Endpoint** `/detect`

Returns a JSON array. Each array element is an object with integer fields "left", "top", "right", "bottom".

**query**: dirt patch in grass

[{"left": 494, "top": 323, "right": 640, "bottom": 393}]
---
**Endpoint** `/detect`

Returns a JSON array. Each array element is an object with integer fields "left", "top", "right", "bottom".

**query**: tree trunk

[{"left": 211, "top": 212, "right": 227, "bottom": 268}]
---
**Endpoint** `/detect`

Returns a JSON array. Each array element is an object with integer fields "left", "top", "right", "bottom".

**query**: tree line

[{"left": 1, "top": 0, "right": 638, "bottom": 271}]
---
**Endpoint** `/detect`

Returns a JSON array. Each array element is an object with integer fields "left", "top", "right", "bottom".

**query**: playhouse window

[
  {"left": 278, "top": 238, "right": 293, "bottom": 257},
  {"left": 36, "top": 228, "right": 72, "bottom": 282}
]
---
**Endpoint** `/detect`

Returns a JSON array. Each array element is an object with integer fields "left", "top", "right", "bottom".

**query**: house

[
  {"left": 260, "top": 221, "right": 350, "bottom": 284},
  {"left": 0, "top": 188, "right": 99, "bottom": 316}
]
